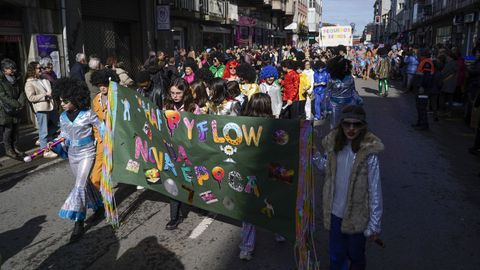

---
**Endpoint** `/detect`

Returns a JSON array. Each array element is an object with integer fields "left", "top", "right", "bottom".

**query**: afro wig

[
  {"left": 196, "top": 65, "right": 215, "bottom": 86},
  {"left": 90, "top": 68, "right": 120, "bottom": 86},
  {"left": 184, "top": 57, "right": 198, "bottom": 72},
  {"left": 236, "top": 63, "right": 257, "bottom": 83},
  {"left": 327, "top": 56, "right": 352, "bottom": 80},
  {"left": 312, "top": 60, "right": 326, "bottom": 70},
  {"left": 209, "top": 51, "right": 225, "bottom": 64},
  {"left": 53, "top": 78, "right": 91, "bottom": 110},
  {"left": 259, "top": 65, "right": 279, "bottom": 80}
]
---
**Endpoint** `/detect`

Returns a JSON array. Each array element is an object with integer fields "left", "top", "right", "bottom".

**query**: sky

[{"left": 322, "top": 0, "right": 376, "bottom": 35}]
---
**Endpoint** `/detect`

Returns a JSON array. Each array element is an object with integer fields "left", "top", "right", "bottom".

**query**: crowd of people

[{"left": 1, "top": 40, "right": 480, "bottom": 269}]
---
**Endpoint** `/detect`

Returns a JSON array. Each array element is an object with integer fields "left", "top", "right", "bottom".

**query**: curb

[{"left": 0, "top": 158, "right": 65, "bottom": 183}]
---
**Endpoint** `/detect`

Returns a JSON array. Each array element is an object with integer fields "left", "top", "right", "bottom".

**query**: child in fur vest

[{"left": 318, "top": 105, "right": 384, "bottom": 270}]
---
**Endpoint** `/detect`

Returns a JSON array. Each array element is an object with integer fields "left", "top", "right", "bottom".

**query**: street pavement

[{"left": 1, "top": 78, "right": 480, "bottom": 270}]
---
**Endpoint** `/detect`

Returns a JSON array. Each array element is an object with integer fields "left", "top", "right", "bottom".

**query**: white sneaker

[
  {"left": 35, "top": 140, "right": 40, "bottom": 146},
  {"left": 136, "top": 185, "right": 145, "bottom": 190},
  {"left": 239, "top": 250, "right": 252, "bottom": 261},
  {"left": 43, "top": 151, "right": 58, "bottom": 158}
]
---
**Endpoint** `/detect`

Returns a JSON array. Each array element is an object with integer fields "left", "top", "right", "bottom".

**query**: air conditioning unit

[{"left": 464, "top": 13, "right": 476, "bottom": 23}]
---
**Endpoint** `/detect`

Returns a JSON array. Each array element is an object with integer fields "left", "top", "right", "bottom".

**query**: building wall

[{"left": 307, "top": 0, "right": 322, "bottom": 33}]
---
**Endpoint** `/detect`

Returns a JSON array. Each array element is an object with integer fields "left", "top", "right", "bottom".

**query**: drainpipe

[{"left": 61, "top": 0, "right": 70, "bottom": 77}]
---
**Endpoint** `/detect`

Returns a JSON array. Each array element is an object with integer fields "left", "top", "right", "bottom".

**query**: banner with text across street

[
  {"left": 320, "top": 26, "right": 353, "bottom": 47},
  {"left": 107, "top": 83, "right": 312, "bottom": 241}
]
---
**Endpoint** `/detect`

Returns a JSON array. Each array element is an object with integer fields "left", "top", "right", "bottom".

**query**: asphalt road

[{"left": 1, "top": 78, "right": 479, "bottom": 270}]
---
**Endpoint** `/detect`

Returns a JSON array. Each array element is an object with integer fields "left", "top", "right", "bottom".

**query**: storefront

[
  {"left": 0, "top": 1, "right": 64, "bottom": 127},
  {"left": 202, "top": 25, "right": 232, "bottom": 49},
  {"left": 236, "top": 16, "right": 273, "bottom": 48}
]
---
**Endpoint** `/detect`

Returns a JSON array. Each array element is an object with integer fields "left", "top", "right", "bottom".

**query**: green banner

[{"left": 110, "top": 83, "right": 306, "bottom": 240}]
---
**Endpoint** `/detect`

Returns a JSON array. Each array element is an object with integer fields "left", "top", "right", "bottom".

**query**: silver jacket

[
  {"left": 59, "top": 109, "right": 102, "bottom": 149},
  {"left": 327, "top": 75, "right": 362, "bottom": 105}
]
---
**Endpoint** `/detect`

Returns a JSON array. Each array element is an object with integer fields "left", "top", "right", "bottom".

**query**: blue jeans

[
  {"left": 36, "top": 111, "right": 59, "bottom": 149},
  {"left": 329, "top": 214, "right": 366, "bottom": 270}
]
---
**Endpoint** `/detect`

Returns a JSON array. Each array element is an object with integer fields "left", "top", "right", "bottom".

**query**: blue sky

[{"left": 322, "top": 0, "right": 376, "bottom": 35}]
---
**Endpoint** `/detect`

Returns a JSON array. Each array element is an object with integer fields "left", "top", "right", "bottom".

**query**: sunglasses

[
  {"left": 341, "top": 121, "right": 364, "bottom": 129},
  {"left": 229, "top": 67, "right": 236, "bottom": 70}
]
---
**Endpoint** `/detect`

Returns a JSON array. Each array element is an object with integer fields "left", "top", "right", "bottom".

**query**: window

[
  {"left": 436, "top": 26, "right": 451, "bottom": 45},
  {"left": 239, "top": 26, "right": 249, "bottom": 40}
]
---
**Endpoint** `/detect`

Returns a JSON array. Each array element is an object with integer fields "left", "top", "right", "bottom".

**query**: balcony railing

[
  {"left": 432, "top": 0, "right": 476, "bottom": 16},
  {"left": 173, "top": 0, "right": 199, "bottom": 11}
]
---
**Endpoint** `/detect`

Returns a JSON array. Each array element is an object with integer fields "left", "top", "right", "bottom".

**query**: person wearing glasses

[
  {"left": 25, "top": 61, "right": 59, "bottom": 158},
  {"left": 163, "top": 78, "right": 202, "bottom": 230},
  {"left": 50, "top": 77, "right": 104, "bottom": 242},
  {"left": 320, "top": 105, "right": 383, "bottom": 270},
  {"left": 209, "top": 51, "right": 225, "bottom": 78},
  {"left": 0, "top": 58, "right": 26, "bottom": 160},
  {"left": 222, "top": 60, "right": 240, "bottom": 82}
]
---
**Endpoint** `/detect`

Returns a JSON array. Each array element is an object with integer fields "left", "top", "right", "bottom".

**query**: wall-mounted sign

[{"left": 157, "top": 5, "right": 170, "bottom": 30}]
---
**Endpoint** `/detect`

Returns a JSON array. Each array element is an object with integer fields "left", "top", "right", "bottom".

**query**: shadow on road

[
  {"left": 362, "top": 87, "right": 379, "bottom": 95},
  {"left": 36, "top": 225, "right": 184, "bottom": 270},
  {"left": 0, "top": 166, "right": 38, "bottom": 193},
  {"left": 0, "top": 215, "right": 46, "bottom": 265}
]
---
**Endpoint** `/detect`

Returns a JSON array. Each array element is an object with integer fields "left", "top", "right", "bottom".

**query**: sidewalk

[{"left": 0, "top": 126, "right": 63, "bottom": 182}]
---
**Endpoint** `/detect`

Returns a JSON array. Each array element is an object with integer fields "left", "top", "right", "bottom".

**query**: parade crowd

[{"left": 1, "top": 40, "right": 480, "bottom": 269}]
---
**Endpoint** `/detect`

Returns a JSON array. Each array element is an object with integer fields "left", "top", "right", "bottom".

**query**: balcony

[
  {"left": 173, "top": 0, "right": 199, "bottom": 11},
  {"left": 237, "top": 0, "right": 272, "bottom": 7},
  {"left": 202, "top": 0, "right": 227, "bottom": 23}
]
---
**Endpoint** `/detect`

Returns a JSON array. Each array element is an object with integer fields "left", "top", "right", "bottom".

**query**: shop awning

[
  {"left": 284, "top": 22, "right": 297, "bottom": 30},
  {"left": 201, "top": 25, "right": 231, "bottom": 34}
]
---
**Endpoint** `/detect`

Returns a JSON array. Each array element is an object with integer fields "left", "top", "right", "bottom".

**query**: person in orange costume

[{"left": 89, "top": 69, "right": 120, "bottom": 190}]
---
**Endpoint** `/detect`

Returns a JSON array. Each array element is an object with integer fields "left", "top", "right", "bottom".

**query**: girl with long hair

[
  {"left": 319, "top": 105, "right": 383, "bottom": 270},
  {"left": 190, "top": 80, "right": 209, "bottom": 114},
  {"left": 239, "top": 93, "right": 284, "bottom": 261},
  {"left": 163, "top": 77, "right": 201, "bottom": 114},
  {"left": 25, "top": 61, "right": 59, "bottom": 158},
  {"left": 163, "top": 77, "right": 202, "bottom": 230},
  {"left": 207, "top": 78, "right": 241, "bottom": 116}
]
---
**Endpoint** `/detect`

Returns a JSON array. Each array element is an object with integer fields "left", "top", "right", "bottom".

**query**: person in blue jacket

[
  {"left": 313, "top": 60, "right": 330, "bottom": 120},
  {"left": 403, "top": 48, "right": 419, "bottom": 91}
]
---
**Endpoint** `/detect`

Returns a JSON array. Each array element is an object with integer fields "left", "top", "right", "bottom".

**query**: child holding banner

[
  {"left": 89, "top": 69, "right": 120, "bottom": 191},
  {"left": 320, "top": 105, "right": 383, "bottom": 270},
  {"left": 51, "top": 78, "right": 104, "bottom": 242},
  {"left": 162, "top": 77, "right": 204, "bottom": 229},
  {"left": 239, "top": 93, "right": 286, "bottom": 261}
]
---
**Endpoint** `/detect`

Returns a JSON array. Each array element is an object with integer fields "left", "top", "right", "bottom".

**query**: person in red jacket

[{"left": 280, "top": 59, "right": 300, "bottom": 118}]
